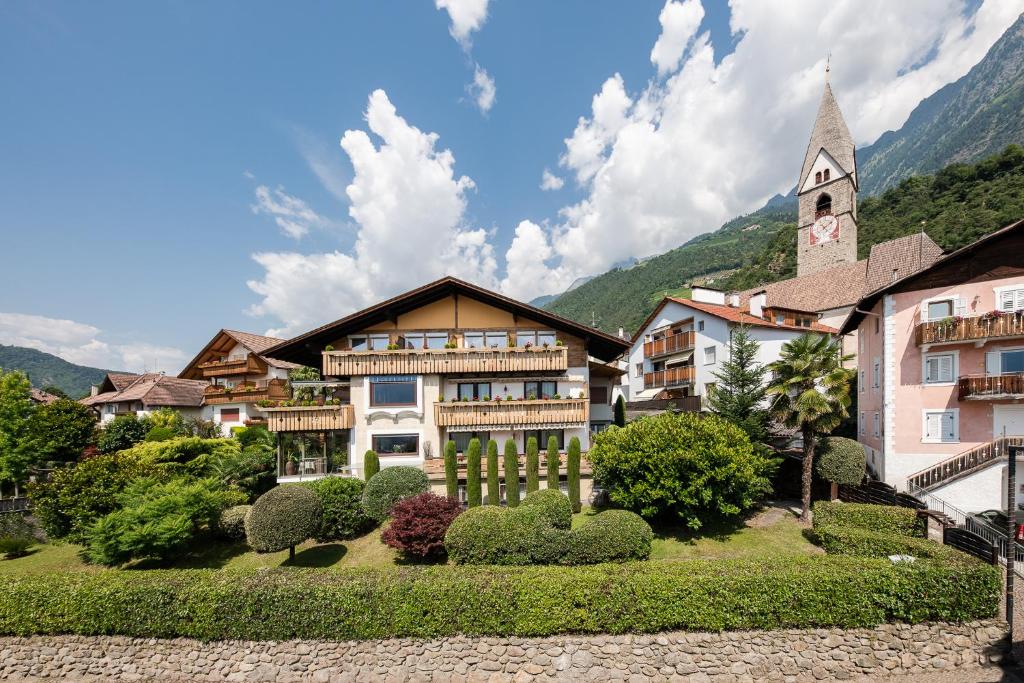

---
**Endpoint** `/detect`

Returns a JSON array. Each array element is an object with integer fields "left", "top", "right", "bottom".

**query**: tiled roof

[
  {"left": 107, "top": 372, "right": 141, "bottom": 391},
  {"left": 222, "top": 330, "right": 302, "bottom": 369},
  {"left": 799, "top": 82, "right": 857, "bottom": 187},
  {"left": 862, "top": 232, "right": 943, "bottom": 294},
  {"left": 79, "top": 373, "right": 205, "bottom": 409},
  {"left": 665, "top": 297, "right": 837, "bottom": 334},
  {"left": 29, "top": 388, "right": 61, "bottom": 404},
  {"left": 738, "top": 260, "right": 868, "bottom": 314}
]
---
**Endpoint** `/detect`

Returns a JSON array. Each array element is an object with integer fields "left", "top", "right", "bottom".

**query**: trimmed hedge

[
  {"left": 304, "top": 477, "right": 372, "bottom": 541},
  {"left": 0, "top": 557, "right": 999, "bottom": 640},
  {"left": 812, "top": 501, "right": 923, "bottom": 538},
  {"left": 217, "top": 505, "right": 250, "bottom": 541},
  {"left": 563, "top": 510, "right": 653, "bottom": 565},
  {"left": 815, "top": 437, "right": 867, "bottom": 485},
  {"left": 812, "top": 524, "right": 965, "bottom": 562},
  {"left": 444, "top": 506, "right": 568, "bottom": 566},
  {"left": 245, "top": 485, "right": 321, "bottom": 554},
  {"left": 520, "top": 489, "right": 572, "bottom": 530},
  {"left": 361, "top": 467, "right": 429, "bottom": 523}
]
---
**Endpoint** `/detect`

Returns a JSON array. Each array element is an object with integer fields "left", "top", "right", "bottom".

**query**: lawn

[{"left": 0, "top": 502, "right": 818, "bottom": 574}]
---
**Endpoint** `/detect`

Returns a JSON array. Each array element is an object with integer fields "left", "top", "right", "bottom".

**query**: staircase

[{"left": 905, "top": 436, "right": 1024, "bottom": 491}]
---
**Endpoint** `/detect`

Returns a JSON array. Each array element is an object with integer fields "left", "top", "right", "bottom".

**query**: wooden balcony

[
  {"left": 204, "top": 379, "right": 289, "bottom": 405},
  {"left": 643, "top": 331, "right": 695, "bottom": 358},
  {"left": 323, "top": 347, "right": 568, "bottom": 376},
  {"left": 261, "top": 404, "right": 355, "bottom": 432},
  {"left": 959, "top": 373, "right": 1024, "bottom": 400},
  {"left": 434, "top": 398, "right": 589, "bottom": 428},
  {"left": 916, "top": 311, "right": 1024, "bottom": 347},
  {"left": 198, "top": 354, "right": 264, "bottom": 378},
  {"left": 643, "top": 366, "right": 695, "bottom": 389}
]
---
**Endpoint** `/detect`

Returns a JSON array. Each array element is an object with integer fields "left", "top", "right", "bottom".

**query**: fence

[
  {"left": 837, "top": 480, "right": 926, "bottom": 510},
  {"left": 0, "top": 497, "right": 30, "bottom": 513}
]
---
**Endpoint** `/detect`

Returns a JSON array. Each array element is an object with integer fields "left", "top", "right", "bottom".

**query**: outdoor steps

[{"left": 906, "top": 436, "right": 1024, "bottom": 492}]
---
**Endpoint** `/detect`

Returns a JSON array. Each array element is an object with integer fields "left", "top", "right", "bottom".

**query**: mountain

[
  {"left": 858, "top": 13, "right": 1024, "bottom": 195},
  {"left": 545, "top": 14, "right": 1024, "bottom": 335},
  {"left": 0, "top": 345, "right": 113, "bottom": 399}
]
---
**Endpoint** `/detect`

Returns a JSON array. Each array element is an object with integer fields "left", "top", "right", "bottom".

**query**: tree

[
  {"left": 443, "top": 440, "right": 458, "bottom": 499},
  {"left": 707, "top": 326, "right": 769, "bottom": 444},
  {"left": 97, "top": 415, "right": 149, "bottom": 454},
  {"left": 486, "top": 440, "right": 500, "bottom": 505},
  {"left": 767, "top": 333, "right": 854, "bottom": 523},
  {"left": 503, "top": 439, "right": 520, "bottom": 507},
  {"left": 613, "top": 395, "right": 626, "bottom": 427},
  {"left": 22, "top": 399, "right": 96, "bottom": 463},
  {"left": 525, "top": 437, "right": 540, "bottom": 493},
  {"left": 546, "top": 435, "right": 560, "bottom": 489},
  {"left": 567, "top": 437, "right": 581, "bottom": 513},
  {"left": 363, "top": 450, "right": 380, "bottom": 481},
  {"left": 0, "top": 370, "right": 35, "bottom": 493},
  {"left": 466, "top": 438, "right": 482, "bottom": 507}
]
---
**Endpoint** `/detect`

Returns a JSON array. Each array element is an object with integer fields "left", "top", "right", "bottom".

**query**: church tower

[{"left": 796, "top": 77, "right": 858, "bottom": 277}]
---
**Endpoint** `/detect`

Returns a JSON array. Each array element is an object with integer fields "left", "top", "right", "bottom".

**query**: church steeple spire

[{"left": 798, "top": 80, "right": 856, "bottom": 191}]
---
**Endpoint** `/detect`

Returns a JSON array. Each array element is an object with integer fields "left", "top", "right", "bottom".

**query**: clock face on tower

[{"left": 810, "top": 214, "right": 840, "bottom": 245}]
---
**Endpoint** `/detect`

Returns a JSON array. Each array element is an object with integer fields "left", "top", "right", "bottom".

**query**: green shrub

[
  {"left": 0, "top": 557, "right": 999, "bottom": 640},
  {"left": 207, "top": 442, "right": 276, "bottom": 502},
  {"left": 614, "top": 394, "right": 626, "bottom": 427},
  {"left": 466, "top": 439, "right": 482, "bottom": 507},
  {"left": 361, "top": 467, "right": 429, "bottom": 523},
  {"left": 363, "top": 451, "right": 380, "bottom": 481},
  {"left": 486, "top": 440, "right": 499, "bottom": 505},
  {"left": 21, "top": 398, "right": 96, "bottom": 463},
  {"left": 812, "top": 523, "right": 965, "bottom": 562},
  {"left": 245, "top": 485, "right": 322, "bottom": 556},
  {"left": 0, "top": 513, "right": 36, "bottom": 559},
  {"left": 520, "top": 489, "right": 572, "bottom": 530},
  {"left": 217, "top": 505, "right": 250, "bottom": 541},
  {"left": 144, "top": 427, "right": 176, "bottom": 443},
  {"left": 504, "top": 440, "right": 520, "bottom": 507},
  {"left": 443, "top": 441, "right": 458, "bottom": 499},
  {"left": 815, "top": 437, "right": 867, "bottom": 485},
  {"left": 562, "top": 510, "right": 653, "bottom": 565},
  {"left": 812, "top": 501, "right": 923, "bottom": 537},
  {"left": 567, "top": 437, "right": 581, "bottom": 513},
  {"left": 304, "top": 477, "right": 372, "bottom": 541},
  {"left": 444, "top": 505, "right": 569, "bottom": 566},
  {"left": 85, "top": 477, "right": 245, "bottom": 566},
  {"left": 525, "top": 437, "right": 540, "bottom": 494},
  {"left": 587, "top": 412, "right": 774, "bottom": 529},
  {"left": 97, "top": 415, "right": 149, "bottom": 454},
  {"left": 546, "top": 435, "right": 560, "bottom": 488}
]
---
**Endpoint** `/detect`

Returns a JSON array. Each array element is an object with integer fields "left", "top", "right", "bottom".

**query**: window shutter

[
  {"left": 986, "top": 351, "right": 1000, "bottom": 376},
  {"left": 942, "top": 412, "right": 956, "bottom": 440},
  {"left": 954, "top": 299, "right": 967, "bottom": 317},
  {"left": 938, "top": 355, "right": 953, "bottom": 382},
  {"left": 925, "top": 413, "right": 941, "bottom": 440}
]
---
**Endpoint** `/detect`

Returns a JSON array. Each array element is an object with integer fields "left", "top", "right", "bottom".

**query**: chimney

[
  {"left": 617, "top": 327, "right": 625, "bottom": 339},
  {"left": 749, "top": 292, "right": 767, "bottom": 318},
  {"left": 691, "top": 286, "right": 726, "bottom": 305},
  {"left": 90, "top": 385, "right": 99, "bottom": 397}
]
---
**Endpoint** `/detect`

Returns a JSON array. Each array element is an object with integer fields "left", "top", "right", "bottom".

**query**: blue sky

[{"left": 1, "top": 1, "right": 1021, "bottom": 373}]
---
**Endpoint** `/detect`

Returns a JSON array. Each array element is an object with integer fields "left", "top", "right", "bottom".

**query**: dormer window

[{"left": 814, "top": 193, "right": 832, "bottom": 219}]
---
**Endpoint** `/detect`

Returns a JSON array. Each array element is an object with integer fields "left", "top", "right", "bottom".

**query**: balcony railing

[
  {"left": 959, "top": 372, "right": 1024, "bottom": 400},
  {"left": 906, "top": 436, "right": 1024, "bottom": 491},
  {"left": 260, "top": 404, "right": 355, "bottom": 432},
  {"left": 916, "top": 311, "right": 1024, "bottom": 347},
  {"left": 324, "top": 346, "right": 568, "bottom": 376},
  {"left": 204, "top": 379, "right": 289, "bottom": 405},
  {"left": 198, "top": 354, "right": 264, "bottom": 377},
  {"left": 435, "top": 398, "right": 588, "bottom": 428},
  {"left": 643, "top": 331, "right": 695, "bottom": 359},
  {"left": 643, "top": 365, "right": 695, "bottom": 389}
]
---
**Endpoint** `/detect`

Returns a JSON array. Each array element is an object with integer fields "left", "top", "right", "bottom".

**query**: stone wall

[{"left": 0, "top": 621, "right": 1007, "bottom": 682}]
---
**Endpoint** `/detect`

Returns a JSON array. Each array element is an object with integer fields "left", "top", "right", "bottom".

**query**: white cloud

[
  {"left": 650, "top": 0, "right": 705, "bottom": 76},
  {"left": 291, "top": 127, "right": 350, "bottom": 201},
  {"left": 435, "top": 0, "right": 489, "bottom": 49},
  {"left": 251, "top": 184, "right": 335, "bottom": 239},
  {"left": 468, "top": 63, "right": 497, "bottom": 113},
  {"left": 248, "top": 89, "right": 498, "bottom": 336},
  {"left": 540, "top": 169, "right": 564, "bottom": 191},
  {"left": 0, "top": 312, "right": 187, "bottom": 375},
  {"left": 499, "top": 220, "right": 576, "bottom": 302}
]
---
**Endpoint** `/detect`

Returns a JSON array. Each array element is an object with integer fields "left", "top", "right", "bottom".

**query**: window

[
  {"left": 775, "top": 313, "right": 786, "bottom": 325},
  {"left": 590, "top": 386, "right": 609, "bottom": 404},
  {"left": 220, "top": 408, "right": 240, "bottom": 422},
  {"left": 448, "top": 431, "right": 489, "bottom": 454},
  {"left": 822, "top": 168, "right": 830, "bottom": 182},
  {"left": 859, "top": 369, "right": 865, "bottom": 392},
  {"left": 923, "top": 410, "right": 958, "bottom": 443},
  {"left": 697, "top": 320, "right": 705, "bottom": 332},
  {"left": 814, "top": 171, "right": 822, "bottom": 184},
  {"left": 926, "top": 299, "right": 954, "bottom": 321},
  {"left": 997, "top": 287, "right": 1024, "bottom": 312},
  {"left": 525, "top": 429, "right": 564, "bottom": 450},
  {"left": 704, "top": 382, "right": 716, "bottom": 396},
  {"left": 704, "top": 346, "right": 717, "bottom": 365},
  {"left": 923, "top": 352, "right": 956, "bottom": 384},
  {"left": 350, "top": 334, "right": 389, "bottom": 351},
  {"left": 524, "top": 381, "right": 557, "bottom": 400},
  {"left": 516, "top": 330, "right": 556, "bottom": 347},
  {"left": 369, "top": 375, "right": 417, "bottom": 407},
  {"left": 425, "top": 333, "right": 448, "bottom": 350},
  {"left": 634, "top": 363, "right": 643, "bottom": 378},
  {"left": 463, "top": 332, "right": 483, "bottom": 349},
  {"left": 875, "top": 317, "right": 880, "bottom": 334},
  {"left": 872, "top": 357, "right": 880, "bottom": 388},
  {"left": 1002, "top": 349, "right": 1024, "bottom": 374},
  {"left": 485, "top": 331, "right": 508, "bottom": 349},
  {"left": 815, "top": 193, "right": 832, "bottom": 217},
  {"left": 372, "top": 433, "right": 419, "bottom": 455},
  {"left": 859, "top": 411, "right": 865, "bottom": 435},
  {"left": 873, "top": 412, "right": 880, "bottom": 438},
  {"left": 457, "top": 382, "right": 491, "bottom": 401}
]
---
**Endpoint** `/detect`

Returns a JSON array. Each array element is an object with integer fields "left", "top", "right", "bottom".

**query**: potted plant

[
  {"left": 285, "top": 455, "right": 298, "bottom": 476},
  {"left": 555, "top": 339, "right": 564, "bottom": 347},
  {"left": 445, "top": 341, "right": 457, "bottom": 349},
  {"left": 482, "top": 395, "right": 491, "bottom": 402},
  {"left": 324, "top": 344, "right": 335, "bottom": 351}
]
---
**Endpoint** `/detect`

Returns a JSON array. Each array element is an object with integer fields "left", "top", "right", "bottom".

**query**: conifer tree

[{"left": 707, "top": 326, "right": 769, "bottom": 444}]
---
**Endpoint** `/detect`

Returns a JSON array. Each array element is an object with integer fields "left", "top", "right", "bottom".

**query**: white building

[{"left": 82, "top": 372, "right": 206, "bottom": 423}]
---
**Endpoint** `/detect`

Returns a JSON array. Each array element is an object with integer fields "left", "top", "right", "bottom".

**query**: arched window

[
  {"left": 815, "top": 193, "right": 832, "bottom": 218},
  {"left": 814, "top": 171, "right": 822, "bottom": 184},
  {"left": 823, "top": 168, "right": 830, "bottom": 182}
]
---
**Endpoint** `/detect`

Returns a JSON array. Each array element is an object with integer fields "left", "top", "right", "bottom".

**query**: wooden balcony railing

[
  {"left": 198, "top": 354, "right": 264, "bottom": 377},
  {"left": 261, "top": 404, "right": 355, "bottom": 432},
  {"left": 643, "top": 365, "right": 695, "bottom": 389},
  {"left": 643, "top": 331, "right": 695, "bottom": 358},
  {"left": 916, "top": 311, "right": 1024, "bottom": 347},
  {"left": 204, "top": 379, "right": 289, "bottom": 405},
  {"left": 324, "top": 347, "right": 568, "bottom": 376},
  {"left": 434, "top": 398, "right": 589, "bottom": 428},
  {"left": 959, "top": 373, "right": 1024, "bottom": 400},
  {"left": 906, "top": 436, "right": 1024, "bottom": 491}
]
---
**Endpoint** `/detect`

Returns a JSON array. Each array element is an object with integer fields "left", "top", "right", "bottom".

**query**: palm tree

[{"left": 767, "top": 333, "right": 854, "bottom": 523}]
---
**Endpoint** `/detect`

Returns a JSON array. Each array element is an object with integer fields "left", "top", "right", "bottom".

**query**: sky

[{"left": 1, "top": 0, "right": 1022, "bottom": 374}]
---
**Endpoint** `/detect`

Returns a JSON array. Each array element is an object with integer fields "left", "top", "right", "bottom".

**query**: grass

[{"left": 0, "top": 502, "right": 819, "bottom": 574}]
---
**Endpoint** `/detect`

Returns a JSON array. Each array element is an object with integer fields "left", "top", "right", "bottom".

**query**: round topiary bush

[
  {"left": 562, "top": 509, "right": 653, "bottom": 565},
  {"left": 444, "top": 505, "right": 569, "bottom": 566},
  {"left": 381, "top": 492, "right": 463, "bottom": 559},
  {"left": 361, "top": 466, "right": 429, "bottom": 522},
  {"left": 217, "top": 505, "right": 251, "bottom": 541},
  {"left": 245, "top": 485, "right": 321, "bottom": 558},
  {"left": 304, "top": 477, "right": 373, "bottom": 541},
  {"left": 815, "top": 437, "right": 867, "bottom": 486},
  {"left": 520, "top": 488, "right": 572, "bottom": 529}
]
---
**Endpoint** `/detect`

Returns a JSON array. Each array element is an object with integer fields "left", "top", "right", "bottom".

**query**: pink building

[{"left": 841, "top": 220, "right": 1024, "bottom": 512}]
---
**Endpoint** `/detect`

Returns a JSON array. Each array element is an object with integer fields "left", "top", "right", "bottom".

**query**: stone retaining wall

[{"left": 0, "top": 621, "right": 1007, "bottom": 682}]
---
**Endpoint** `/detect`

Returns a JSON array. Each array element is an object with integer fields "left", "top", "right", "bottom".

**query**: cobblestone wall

[{"left": 0, "top": 621, "right": 1007, "bottom": 682}]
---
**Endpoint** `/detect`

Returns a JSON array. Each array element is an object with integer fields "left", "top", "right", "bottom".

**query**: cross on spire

[{"left": 825, "top": 52, "right": 831, "bottom": 82}]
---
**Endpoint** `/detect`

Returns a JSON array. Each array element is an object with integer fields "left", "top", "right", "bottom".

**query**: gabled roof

[
  {"left": 264, "top": 276, "right": 631, "bottom": 366},
  {"left": 81, "top": 373, "right": 205, "bottom": 408},
  {"left": 178, "top": 329, "right": 301, "bottom": 380},
  {"left": 799, "top": 82, "right": 857, "bottom": 189},
  {"left": 839, "top": 219, "right": 1024, "bottom": 334},
  {"left": 738, "top": 260, "right": 868, "bottom": 314},
  {"left": 862, "top": 232, "right": 944, "bottom": 294},
  {"left": 632, "top": 296, "right": 837, "bottom": 343},
  {"left": 29, "top": 388, "right": 61, "bottom": 404}
]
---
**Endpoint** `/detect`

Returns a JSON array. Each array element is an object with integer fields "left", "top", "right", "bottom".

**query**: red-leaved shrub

[{"left": 381, "top": 492, "right": 463, "bottom": 559}]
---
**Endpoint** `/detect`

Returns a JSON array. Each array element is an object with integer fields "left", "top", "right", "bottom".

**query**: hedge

[
  {"left": 812, "top": 501, "right": 923, "bottom": 538},
  {"left": 0, "top": 556, "right": 998, "bottom": 640},
  {"left": 217, "top": 505, "right": 250, "bottom": 541},
  {"left": 361, "top": 467, "right": 429, "bottom": 522},
  {"left": 444, "top": 506, "right": 567, "bottom": 566},
  {"left": 812, "top": 524, "right": 966, "bottom": 562},
  {"left": 303, "top": 477, "right": 372, "bottom": 541},
  {"left": 520, "top": 489, "right": 572, "bottom": 530},
  {"left": 563, "top": 510, "right": 653, "bottom": 565}
]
